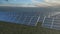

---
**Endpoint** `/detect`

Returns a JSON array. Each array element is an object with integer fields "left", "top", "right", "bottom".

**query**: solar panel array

[
  {"left": 0, "top": 11, "right": 40, "bottom": 26},
  {"left": 42, "top": 16, "right": 60, "bottom": 30}
]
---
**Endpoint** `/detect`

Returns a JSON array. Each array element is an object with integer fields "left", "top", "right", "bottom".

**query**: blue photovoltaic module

[
  {"left": 0, "top": 11, "right": 40, "bottom": 26},
  {"left": 42, "top": 15, "right": 60, "bottom": 30}
]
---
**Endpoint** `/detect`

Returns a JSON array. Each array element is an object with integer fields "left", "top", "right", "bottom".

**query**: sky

[{"left": 0, "top": 0, "right": 60, "bottom": 7}]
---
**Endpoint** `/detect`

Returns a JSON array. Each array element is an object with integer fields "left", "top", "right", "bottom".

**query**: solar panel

[
  {"left": 42, "top": 16, "right": 60, "bottom": 30},
  {"left": 42, "top": 17, "right": 53, "bottom": 28},
  {"left": 0, "top": 11, "right": 40, "bottom": 26}
]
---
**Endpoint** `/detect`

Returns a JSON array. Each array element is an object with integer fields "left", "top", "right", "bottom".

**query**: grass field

[{"left": 0, "top": 21, "right": 60, "bottom": 34}]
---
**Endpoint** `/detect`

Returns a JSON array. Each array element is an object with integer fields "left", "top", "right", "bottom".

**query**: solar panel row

[
  {"left": 42, "top": 16, "right": 60, "bottom": 30},
  {"left": 0, "top": 11, "right": 40, "bottom": 26}
]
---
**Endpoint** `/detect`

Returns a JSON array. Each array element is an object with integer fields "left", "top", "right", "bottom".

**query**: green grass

[{"left": 0, "top": 21, "right": 60, "bottom": 34}]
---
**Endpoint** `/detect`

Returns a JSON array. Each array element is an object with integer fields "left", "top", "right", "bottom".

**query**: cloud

[
  {"left": 0, "top": 0, "right": 60, "bottom": 7},
  {"left": 31, "top": 0, "right": 60, "bottom": 7},
  {"left": 31, "top": 0, "right": 52, "bottom": 7},
  {"left": 44, "top": 0, "right": 60, "bottom": 6},
  {"left": 45, "top": 0, "right": 60, "bottom": 3}
]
